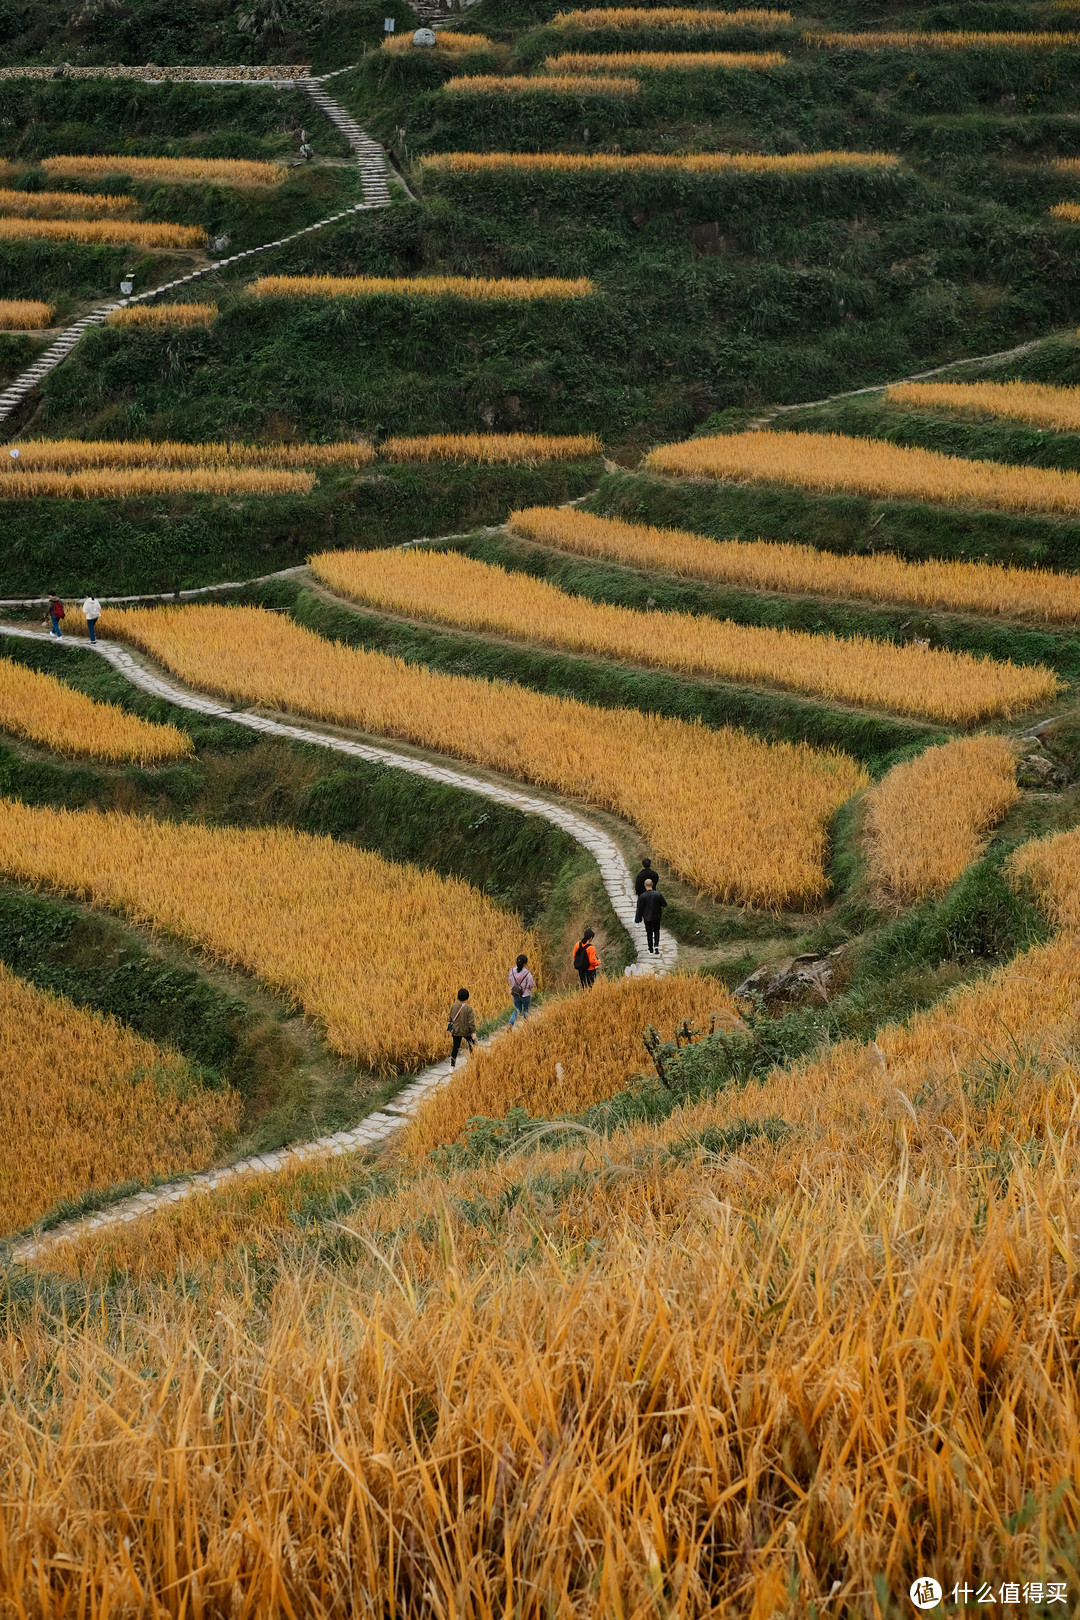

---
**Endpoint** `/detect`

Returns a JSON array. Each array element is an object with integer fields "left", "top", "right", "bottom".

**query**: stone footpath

[
  {"left": 2, "top": 623, "right": 676, "bottom": 1262},
  {"left": 0, "top": 78, "right": 396, "bottom": 424}
]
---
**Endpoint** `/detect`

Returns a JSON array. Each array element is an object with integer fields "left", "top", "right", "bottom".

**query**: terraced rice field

[
  {"left": 863, "top": 734, "right": 1020, "bottom": 906},
  {"left": 407, "top": 973, "right": 743, "bottom": 1156},
  {"left": 543, "top": 49, "right": 786, "bottom": 70},
  {"left": 644, "top": 428, "right": 1080, "bottom": 515},
  {"left": 508, "top": 504, "right": 1080, "bottom": 622},
  {"left": 0, "top": 439, "right": 373, "bottom": 471},
  {"left": 0, "top": 655, "right": 192, "bottom": 763},
  {"left": 40, "top": 153, "right": 287, "bottom": 187},
  {"left": 249, "top": 274, "right": 597, "bottom": 300},
  {"left": 421, "top": 150, "right": 898, "bottom": 175},
  {"left": 309, "top": 544, "right": 1059, "bottom": 723},
  {"left": 0, "top": 961, "right": 238, "bottom": 1233},
  {"left": 102, "top": 601, "right": 868, "bottom": 907},
  {"left": 0, "top": 798, "right": 530, "bottom": 1071}
]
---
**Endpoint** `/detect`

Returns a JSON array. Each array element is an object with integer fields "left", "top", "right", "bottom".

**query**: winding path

[
  {"left": 2, "top": 621, "right": 675, "bottom": 1262},
  {"left": 0, "top": 75, "right": 396, "bottom": 425}
]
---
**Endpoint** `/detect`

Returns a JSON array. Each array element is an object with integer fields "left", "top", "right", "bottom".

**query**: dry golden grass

[
  {"left": 1007, "top": 824, "right": 1080, "bottom": 926},
  {"left": 107, "top": 601, "right": 867, "bottom": 907},
  {"left": 0, "top": 798, "right": 531, "bottom": 1072},
  {"left": 14, "top": 929, "right": 1080, "bottom": 1609},
  {"left": 422, "top": 147, "right": 898, "bottom": 173},
  {"left": 0, "top": 466, "right": 315, "bottom": 498},
  {"left": 806, "top": 27, "right": 1080, "bottom": 47},
  {"left": 544, "top": 47, "right": 786, "bottom": 68},
  {"left": 250, "top": 273, "right": 596, "bottom": 300},
  {"left": 0, "top": 297, "right": 52, "bottom": 328},
  {"left": 379, "top": 431, "right": 600, "bottom": 462},
  {"left": 407, "top": 974, "right": 743, "bottom": 1156},
  {"left": 1050, "top": 201, "right": 1080, "bottom": 223},
  {"left": 551, "top": 6, "right": 791, "bottom": 26},
  {"left": 887, "top": 377, "right": 1080, "bottom": 432},
  {"left": 0, "top": 215, "right": 204, "bottom": 248},
  {"left": 40, "top": 152, "right": 287, "bottom": 188},
  {"left": 0, "top": 655, "right": 192, "bottom": 764},
  {"left": 382, "top": 27, "right": 493, "bottom": 49},
  {"left": 443, "top": 71, "right": 640, "bottom": 91},
  {"left": 106, "top": 301, "right": 217, "bottom": 327},
  {"left": 645, "top": 426, "right": 1080, "bottom": 515},
  {"left": 508, "top": 502, "right": 1080, "bottom": 623},
  {"left": 863, "top": 735, "right": 1020, "bottom": 907},
  {"left": 309, "top": 545, "right": 1059, "bottom": 724},
  {"left": 0, "top": 960, "right": 238, "bottom": 1234},
  {"left": 0, "top": 186, "right": 134, "bottom": 218},
  {"left": 0, "top": 437, "right": 373, "bottom": 471}
]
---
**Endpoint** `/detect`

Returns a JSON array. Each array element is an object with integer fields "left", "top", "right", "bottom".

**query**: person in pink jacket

[{"left": 508, "top": 953, "right": 535, "bottom": 1025}]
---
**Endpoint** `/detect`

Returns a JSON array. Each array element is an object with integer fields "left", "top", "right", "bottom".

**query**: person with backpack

[
  {"left": 572, "top": 930, "right": 599, "bottom": 989},
  {"left": 47, "top": 592, "right": 65, "bottom": 638},
  {"left": 635, "top": 877, "right": 667, "bottom": 956},
  {"left": 446, "top": 987, "right": 477, "bottom": 1067},
  {"left": 81, "top": 591, "right": 102, "bottom": 644},
  {"left": 508, "top": 953, "right": 534, "bottom": 1025},
  {"left": 635, "top": 858, "right": 660, "bottom": 897}
]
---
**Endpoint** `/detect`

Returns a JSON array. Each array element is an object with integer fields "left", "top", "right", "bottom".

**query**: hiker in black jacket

[
  {"left": 635, "top": 878, "right": 667, "bottom": 956},
  {"left": 635, "top": 858, "right": 659, "bottom": 897}
]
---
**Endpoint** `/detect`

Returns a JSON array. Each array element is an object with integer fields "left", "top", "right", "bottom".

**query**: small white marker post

[{"left": 384, "top": 16, "right": 395, "bottom": 30}]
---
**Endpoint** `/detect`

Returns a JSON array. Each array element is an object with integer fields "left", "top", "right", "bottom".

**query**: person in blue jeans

[
  {"left": 508, "top": 953, "right": 535, "bottom": 1025},
  {"left": 47, "top": 592, "right": 65, "bottom": 637}
]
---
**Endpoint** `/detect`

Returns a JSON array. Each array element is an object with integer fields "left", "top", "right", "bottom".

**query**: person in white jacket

[{"left": 81, "top": 593, "right": 102, "bottom": 644}]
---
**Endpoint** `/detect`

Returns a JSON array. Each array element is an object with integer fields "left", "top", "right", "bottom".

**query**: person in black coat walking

[
  {"left": 635, "top": 877, "right": 667, "bottom": 956},
  {"left": 635, "top": 858, "right": 659, "bottom": 897}
]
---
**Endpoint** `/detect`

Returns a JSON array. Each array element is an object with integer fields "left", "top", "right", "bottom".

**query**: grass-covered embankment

[{"left": 0, "top": 459, "right": 603, "bottom": 595}]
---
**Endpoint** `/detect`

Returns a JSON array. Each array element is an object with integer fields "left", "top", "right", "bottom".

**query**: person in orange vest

[{"left": 572, "top": 929, "right": 599, "bottom": 989}]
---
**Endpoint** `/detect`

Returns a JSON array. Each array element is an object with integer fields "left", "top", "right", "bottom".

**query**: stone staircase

[{"left": 299, "top": 78, "right": 393, "bottom": 205}]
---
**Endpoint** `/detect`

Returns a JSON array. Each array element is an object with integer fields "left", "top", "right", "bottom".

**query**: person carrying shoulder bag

[{"left": 447, "top": 987, "right": 477, "bottom": 1067}]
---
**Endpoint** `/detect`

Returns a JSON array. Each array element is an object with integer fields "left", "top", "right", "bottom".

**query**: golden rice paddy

[
  {"left": 40, "top": 152, "right": 287, "bottom": 187},
  {"left": 863, "top": 734, "right": 1020, "bottom": 907},
  {"left": 0, "top": 186, "right": 135, "bottom": 218},
  {"left": 422, "top": 148, "right": 898, "bottom": 174},
  {"left": 0, "top": 797, "right": 531, "bottom": 1072},
  {"left": 886, "top": 377, "right": 1080, "bottom": 433},
  {"left": 550, "top": 6, "right": 791, "bottom": 27},
  {"left": 0, "top": 467, "right": 315, "bottom": 498},
  {"left": 443, "top": 71, "right": 640, "bottom": 91},
  {"left": 105, "top": 601, "right": 868, "bottom": 907},
  {"left": 0, "top": 216, "right": 204, "bottom": 248},
  {"left": 805, "top": 28, "right": 1080, "bottom": 48},
  {"left": 0, "top": 654, "right": 192, "bottom": 764},
  {"left": 0, "top": 961, "right": 239, "bottom": 1234},
  {"left": 249, "top": 273, "right": 596, "bottom": 300},
  {"left": 309, "top": 543, "right": 1059, "bottom": 723},
  {"left": 543, "top": 48, "right": 786, "bottom": 69},
  {"left": 0, "top": 298, "right": 52, "bottom": 328},
  {"left": 643, "top": 427, "right": 1080, "bottom": 515},
  {"left": 107, "top": 301, "right": 218, "bottom": 327},
  {"left": 0, "top": 438, "right": 373, "bottom": 471},
  {"left": 507, "top": 503, "right": 1080, "bottom": 623},
  {"left": 378, "top": 432, "right": 600, "bottom": 462}
]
